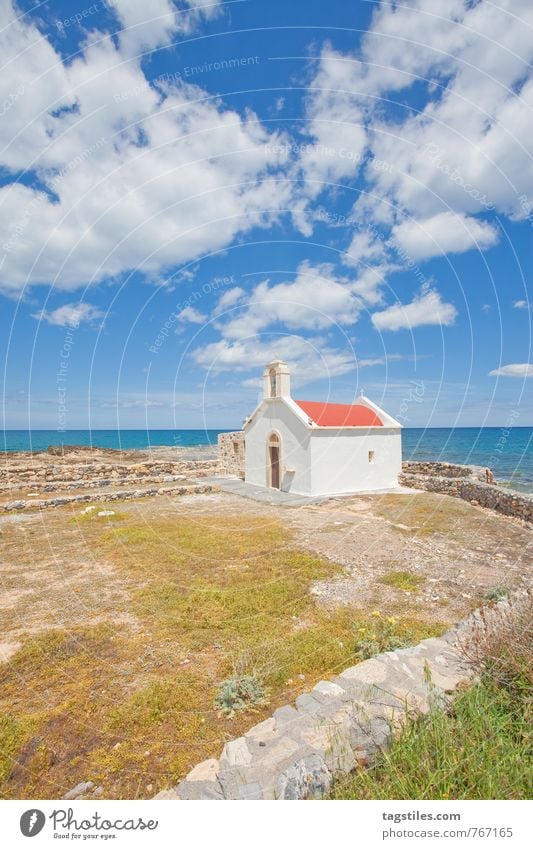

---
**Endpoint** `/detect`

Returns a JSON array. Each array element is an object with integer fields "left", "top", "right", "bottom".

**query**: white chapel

[{"left": 243, "top": 360, "right": 402, "bottom": 497}]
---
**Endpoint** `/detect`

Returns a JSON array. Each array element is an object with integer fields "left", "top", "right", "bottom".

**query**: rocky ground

[
  {"left": 287, "top": 492, "right": 531, "bottom": 616},
  {"left": 159, "top": 487, "right": 531, "bottom": 623},
  {"left": 0, "top": 449, "right": 531, "bottom": 799},
  {"left": 1, "top": 483, "right": 529, "bottom": 663}
]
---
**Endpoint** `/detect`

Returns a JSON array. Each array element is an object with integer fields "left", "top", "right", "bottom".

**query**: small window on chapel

[
  {"left": 368, "top": 450, "right": 375, "bottom": 463},
  {"left": 269, "top": 368, "right": 277, "bottom": 398},
  {"left": 232, "top": 440, "right": 240, "bottom": 456}
]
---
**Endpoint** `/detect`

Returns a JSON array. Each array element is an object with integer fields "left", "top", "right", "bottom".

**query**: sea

[{"left": 1, "top": 427, "right": 532, "bottom": 493}]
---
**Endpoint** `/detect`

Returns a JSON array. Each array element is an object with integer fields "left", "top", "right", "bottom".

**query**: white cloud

[
  {"left": 192, "top": 260, "right": 419, "bottom": 382},
  {"left": 304, "top": 0, "right": 533, "bottom": 248},
  {"left": 220, "top": 261, "right": 362, "bottom": 339},
  {"left": 97, "top": 397, "right": 165, "bottom": 409},
  {"left": 362, "top": 0, "right": 533, "bottom": 219},
  {"left": 107, "top": 0, "right": 221, "bottom": 55},
  {"left": 193, "top": 334, "right": 410, "bottom": 388},
  {"left": 392, "top": 213, "right": 499, "bottom": 261},
  {"left": 343, "top": 263, "right": 399, "bottom": 306},
  {"left": 0, "top": 2, "right": 290, "bottom": 295},
  {"left": 372, "top": 287, "right": 457, "bottom": 332},
  {"left": 193, "top": 334, "right": 357, "bottom": 384},
  {"left": 345, "top": 230, "right": 387, "bottom": 264},
  {"left": 217, "top": 287, "right": 246, "bottom": 310},
  {"left": 177, "top": 305, "right": 207, "bottom": 324},
  {"left": 513, "top": 299, "right": 531, "bottom": 310},
  {"left": 489, "top": 363, "right": 533, "bottom": 378},
  {"left": 32, "top": 302, "right": 103, "bottom": 327},
  {"left": 300, "top": 50, "right": 367, "bottom": 193},
  {"left": 357, "top": 354, "right": 404, "bottom": 367}
]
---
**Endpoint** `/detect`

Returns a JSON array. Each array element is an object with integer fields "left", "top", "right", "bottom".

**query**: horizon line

[{"left": 2, "top": 426, "right": 532, "bottom": 432}]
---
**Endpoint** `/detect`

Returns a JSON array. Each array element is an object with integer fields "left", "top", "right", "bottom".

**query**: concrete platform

[
  {"left": 201, "top": 476, "right": 416, "bottom": 507},
  {"left": 202, "top": 476, "right": 322, "bottom": 506}
]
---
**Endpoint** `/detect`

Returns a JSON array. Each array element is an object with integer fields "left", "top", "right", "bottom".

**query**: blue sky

[{"left": 0, "top": 0, "right": 532, "bottom": 430}]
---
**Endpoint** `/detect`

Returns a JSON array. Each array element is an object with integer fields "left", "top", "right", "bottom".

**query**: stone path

[
  {"left": 204, "top": 477, "right": 324, "bottom": 506},
  {"left": 155, "top": 591, "right": 529, "bottom": 801}
]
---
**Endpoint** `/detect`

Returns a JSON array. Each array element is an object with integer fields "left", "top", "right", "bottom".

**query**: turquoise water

[
  {"left": 2, "top": 427, "right": 532, "bottom": 492},
  {"left": 402, "top": 427, "right": 532, "bottom": 493},
  {"left": 1, "top": 429, "right": 226, "bottom": 453}
]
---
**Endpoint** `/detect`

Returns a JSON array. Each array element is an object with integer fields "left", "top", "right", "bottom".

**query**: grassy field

[
  {"left": 330, "top": 597, "right": 533, "bottom": 800},
  {"left": 0, "top": 507, "right": 442, "bottom": 799}
]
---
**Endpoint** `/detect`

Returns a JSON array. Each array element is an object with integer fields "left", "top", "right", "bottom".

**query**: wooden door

[{"left": 270, "top": 445, "right": 280, "bottom": 489}]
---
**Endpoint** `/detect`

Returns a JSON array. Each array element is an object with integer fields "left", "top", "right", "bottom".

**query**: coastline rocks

[{"left": 402, "top": 461, "right": 480, "bottom": 479}]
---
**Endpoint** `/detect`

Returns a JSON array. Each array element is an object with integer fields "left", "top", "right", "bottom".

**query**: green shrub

[
  {"left": 214, "top": 674, "right": 268, "bottom": 718},
  {"left": 353, "top": 612, "right": 411, "bottom": 660},
  {"left": 483, "top": 586, "right": 509, "bottom": 603}
]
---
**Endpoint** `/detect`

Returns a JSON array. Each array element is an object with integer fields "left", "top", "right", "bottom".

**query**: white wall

[
  {"left": 310, "top": 428, "right": 402, "bottom": 495},
  {"left": 245, "top": 399, "right": 312, "bottom": 494},
  {"left": 245, "top": 401, "right": 402, "bottom": 496}
]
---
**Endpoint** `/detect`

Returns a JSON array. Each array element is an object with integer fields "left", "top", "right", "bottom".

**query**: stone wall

[
  {"left": 154, "top": 590, "right": 530, "bottom": 801},
  {"left": 2, "top": 482, "right": 218, "bottom": 512},
  {"left": 0, "top": 447, "right": 221, "bottom": 510},
  {"left": 0, "top": 460, "right": 217, "bottom": 488},
  {"left": 218, "top": 431, "right": 245, "bottom": 477},
  {"left": 402, "top": 461, "right": 483, "bottom": 479},
  {"left": 400, "top": 462, "right": 533, "bottom": 524},
  {"left": 0, "top": 465, "right": 218, "bottom": 495}
]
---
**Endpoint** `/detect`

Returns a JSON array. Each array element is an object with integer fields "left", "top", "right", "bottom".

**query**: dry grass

[
  {"left": 0, "top": 509, "right": 442, "bottom": 799},
  {"left": 460, "top": 592, "right": 533, "bottom": 695},
  {"left": 372, "top": 493, "right": 475, "bottom": 537},
  {"left": 379, "top": 570, "right": 425, "bottom": 592},
  {"left": 3, "top": 488, "right": 525, "bottom": 801}
]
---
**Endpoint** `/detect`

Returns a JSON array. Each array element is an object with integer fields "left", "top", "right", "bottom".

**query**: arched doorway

[{"left": 267, "top": 432, "right": 281, "bottom": 489}]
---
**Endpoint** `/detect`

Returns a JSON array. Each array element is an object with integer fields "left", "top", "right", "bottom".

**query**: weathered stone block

[
  {"left": 186, "top": 758, "right": 219, "bottom": 782},
  {"left": 220, "top": 736, "right": 252, "bottom": 769},
  {"left": 153, "top": 788, "right": 180, "bottom": 800},
  {"left": 276, "top": 753, "right": 332, "bottom": 800},
  {"left": 238, "top": 781, "right": 263, "bottom": 800},
  {"left": 244, "top": 717, "right": 277, "bottom": 742},
  {"left": 338, "top": 658, "right": 389, "bottom": 684},
  {"left": 176, "top": 780, "right": 223, "bottom": 800}
]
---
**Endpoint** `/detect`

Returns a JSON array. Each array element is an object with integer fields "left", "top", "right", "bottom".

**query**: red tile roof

[{"left": 295, "top": 400, "right": 383, "bottom": 427}]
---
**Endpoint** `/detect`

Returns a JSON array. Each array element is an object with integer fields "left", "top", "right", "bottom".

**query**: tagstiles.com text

[{"left": 381, "top": 810, "right": 514, "bottom": 841}]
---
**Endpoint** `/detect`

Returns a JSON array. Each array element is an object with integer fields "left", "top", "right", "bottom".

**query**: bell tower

[{"left": 263, "top": 360, "right": 291, "bottom": 400}]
